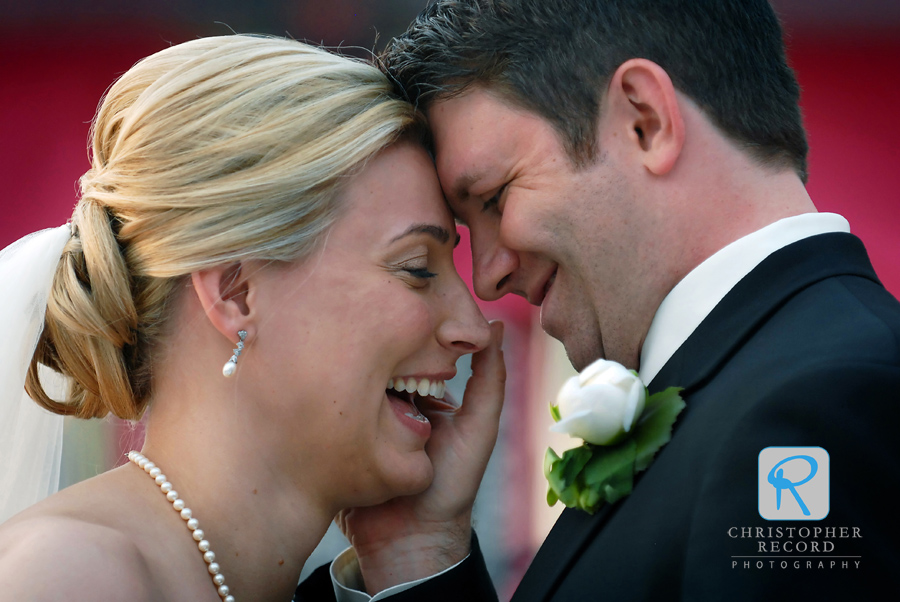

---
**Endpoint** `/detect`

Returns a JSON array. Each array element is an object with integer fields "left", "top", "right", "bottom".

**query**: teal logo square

[{"left": 758, "top": 447, "right": 829, "bottom": 520}]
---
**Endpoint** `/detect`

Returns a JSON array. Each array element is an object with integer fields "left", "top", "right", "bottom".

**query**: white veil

[{"left": 0, "top": 226, "right": 72, "bottom": 523}]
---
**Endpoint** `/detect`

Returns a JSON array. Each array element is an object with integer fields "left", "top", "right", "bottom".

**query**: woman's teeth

[{"left": 387, "top": 377, "right": 446, "bottom": 399}]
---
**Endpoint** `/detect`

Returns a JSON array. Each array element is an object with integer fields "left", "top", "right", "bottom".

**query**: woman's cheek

[
  {"left": 373, "top": 287, "right": 434, "bottom": 339},
  {"left": 400, "top": 299, "right": 436, "bottom": 345}
]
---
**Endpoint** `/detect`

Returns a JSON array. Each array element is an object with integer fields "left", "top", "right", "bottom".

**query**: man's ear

[
  {"left": 606, "top": 58, "right": 685, "bottom": 176},
  {"left": 191, "top": 263, "right": 254, "bottom": 341}
]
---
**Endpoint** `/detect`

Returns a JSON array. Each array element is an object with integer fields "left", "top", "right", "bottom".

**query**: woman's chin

[
  {"left": 399, "top": 457, "right": 434, "bottom": 496},
  {"left": 364, "top": 453, "right": 434, "bottom": 506}
]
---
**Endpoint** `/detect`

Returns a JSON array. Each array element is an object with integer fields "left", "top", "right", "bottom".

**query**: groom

[{"left": 297, "top": 0, "right": 900, "bottom": 599}]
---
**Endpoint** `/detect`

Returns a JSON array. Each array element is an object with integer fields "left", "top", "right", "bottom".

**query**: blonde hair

[{"left": 26, "top": 35, "right": 423, "bottom": 420}]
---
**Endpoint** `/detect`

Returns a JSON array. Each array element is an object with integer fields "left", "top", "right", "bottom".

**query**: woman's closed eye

[
  {"left": 386, "top": 224, "right": 453, "bottom": 286},
  {"left": 404, "top": 266, "right": 437, "bottom": 280},
  {"left": 393, "top": 258, "right": 438, "bottom": 287}
]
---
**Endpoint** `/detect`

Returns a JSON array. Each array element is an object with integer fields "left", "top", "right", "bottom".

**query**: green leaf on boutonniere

[
  {"left": 545, "top": 445, "right": 592, "bottom": 508},
  {"left": 583, "top": 438, "right": 636, "bottom": 505},
  {"left": 633, "top": 387, "right": 685, "bottom": 472},
  {"left": 547, "top": 486, "right": 559, "bottom": 506},
  {"left": 549, "top": 403, "right": 562, "bottom": 423},
  {"left": 561, "top": 445, "right": 592, "bottom": 486},
  {"left": 544, "top": 448, "right": 561, "bottom": 506}
]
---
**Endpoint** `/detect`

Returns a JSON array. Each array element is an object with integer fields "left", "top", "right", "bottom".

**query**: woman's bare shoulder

[{"left": 0, "top": 496, "right": 157, "bottom": 600}]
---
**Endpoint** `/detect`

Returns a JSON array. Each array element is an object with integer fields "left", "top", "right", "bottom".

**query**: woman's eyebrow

[{"left": 390, "top": 223, "right": 451, "bottom": 245}]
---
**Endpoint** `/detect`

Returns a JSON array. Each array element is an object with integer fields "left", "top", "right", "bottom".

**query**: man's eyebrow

[
  {"left": 448, "top": 172, "right": 482, "bottom": 227},
  {"left": 390, "top": 223, "right": 451, "bottom": 245},
  {"left": 450, "top": 172, "right": 480, "bottom": 204}
]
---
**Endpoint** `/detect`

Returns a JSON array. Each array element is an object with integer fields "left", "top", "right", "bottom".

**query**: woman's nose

[{"left": 436, "top": 279, "right": 492, "bottom": 354}]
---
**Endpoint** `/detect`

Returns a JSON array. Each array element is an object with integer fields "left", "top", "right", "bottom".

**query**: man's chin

[
  {"left": 556, "top": 333, "right": 604, "bottom": 373},
  {"left": 566, "top": 348, "right": 602, "bottom": 373},
  {"left": 541, "top": 309, "right": 604, "bottom": 371}
]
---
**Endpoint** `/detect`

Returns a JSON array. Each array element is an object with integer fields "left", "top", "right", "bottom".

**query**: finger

[
  {"left": 459, "top": 320, "right": 506, "bottom": 422},
  {"left": 335, "top": 509, "right": 349, "bottom": 535}
]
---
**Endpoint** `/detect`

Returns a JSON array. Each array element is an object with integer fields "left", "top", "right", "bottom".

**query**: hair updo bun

[{"left": 26, "top": 35, "right": 423, "bottom": 420}]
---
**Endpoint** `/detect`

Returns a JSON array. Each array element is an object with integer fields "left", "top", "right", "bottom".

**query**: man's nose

[{"left": 471, "top": 233, "right": 520, "bottom": 302}]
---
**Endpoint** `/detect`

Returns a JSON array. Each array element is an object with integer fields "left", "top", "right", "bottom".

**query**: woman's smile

[{"left": 385, "top": 372, "right": 459, "bottom": 438}]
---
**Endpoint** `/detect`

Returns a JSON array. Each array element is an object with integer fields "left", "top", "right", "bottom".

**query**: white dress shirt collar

[{"left": 638, "top": 213, "right": 851, "bottom": 385}]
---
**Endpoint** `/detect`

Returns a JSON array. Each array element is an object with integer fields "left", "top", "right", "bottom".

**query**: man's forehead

[{"left": 427, "top": 91, "right": 506, "bottom": 199}]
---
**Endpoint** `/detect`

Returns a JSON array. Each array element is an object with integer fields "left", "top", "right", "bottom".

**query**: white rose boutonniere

[
  {"left": 550, "top": 359, "right": 646, "bottom": 445},
  {"left": 544, "top": 359, "right": 685, "bottom": 514}
]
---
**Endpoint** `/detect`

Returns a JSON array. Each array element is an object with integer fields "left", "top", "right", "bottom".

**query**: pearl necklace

[{"left": 127, "top": 451, "right": 235, "bottom": 602}]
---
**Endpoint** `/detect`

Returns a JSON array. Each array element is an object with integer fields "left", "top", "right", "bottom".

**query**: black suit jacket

[{"left": 296, "top": 233, "right": 900, "bottom": 601}]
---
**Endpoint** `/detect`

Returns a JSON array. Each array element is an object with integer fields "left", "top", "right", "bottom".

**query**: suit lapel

[
  {"left": 511, "top": 504, "right": 616, "bottom": 602},
  {"left": 512, "top": 233, "right": 878, "bottom": 602}
]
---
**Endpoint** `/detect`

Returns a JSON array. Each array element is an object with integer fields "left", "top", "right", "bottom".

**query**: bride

[{"left": 0, "top": 35, "right": 505, "bottom": 601}]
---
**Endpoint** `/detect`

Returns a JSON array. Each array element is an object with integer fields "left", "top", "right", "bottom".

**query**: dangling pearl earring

[{"left": 222, "top": 330, "right": 247, "bottom": 378}]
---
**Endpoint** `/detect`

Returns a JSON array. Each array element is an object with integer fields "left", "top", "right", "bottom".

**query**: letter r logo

[{"left": 759, "top": 447, "right": 829, "bottom": 520}]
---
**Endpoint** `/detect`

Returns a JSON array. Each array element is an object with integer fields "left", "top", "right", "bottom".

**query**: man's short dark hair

[{"left": 381, "top": 0, "right": 808, "bottom": 181}]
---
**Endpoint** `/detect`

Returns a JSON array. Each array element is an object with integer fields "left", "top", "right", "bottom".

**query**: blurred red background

[{"left": 2, "top": 27, "right": 897, "bottom": 296}]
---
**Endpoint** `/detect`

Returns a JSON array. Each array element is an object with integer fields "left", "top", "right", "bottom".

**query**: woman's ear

[
  {"left": 191, "top": 263, "right": 254, "bottom": 341},
  {"left": 606, "top": 58, "right": 685, "bottom": 176}
]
